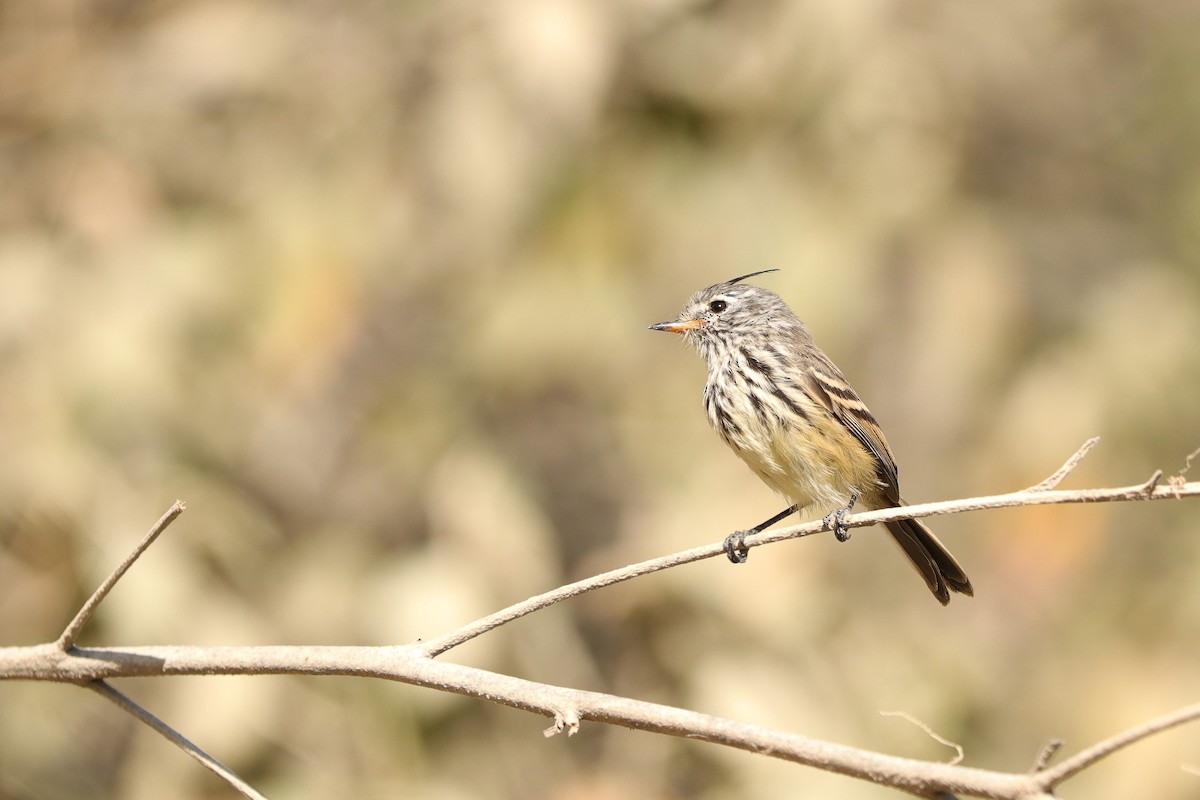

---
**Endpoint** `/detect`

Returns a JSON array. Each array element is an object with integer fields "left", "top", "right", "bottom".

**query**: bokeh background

[{"left": 3, "top": 1, "right": 1200, "bottom": 798}]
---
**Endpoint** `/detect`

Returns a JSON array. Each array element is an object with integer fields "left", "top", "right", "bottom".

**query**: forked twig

[
  {"left": 1026, "top": 437, "right": 1099, "bottom": 492},
  {"left": 422, "top": 442, "right": 1200, "bottom": 657},
  {"left": 57, "top": 501, "right": 187, "bottom": 651},
  {"left": 1, "top": 641, "right": 1192, "bottom": 800},
  {"left": 4, "top": 441, "right": 1200, "bottom": 800},
  {"left": 1036, "top": 702, "right": 1200, "bottom": 789}
]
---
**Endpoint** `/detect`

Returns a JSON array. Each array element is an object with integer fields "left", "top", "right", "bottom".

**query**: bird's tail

[{"left": 884, "top": 516, "right": 973, "bottom": 605}]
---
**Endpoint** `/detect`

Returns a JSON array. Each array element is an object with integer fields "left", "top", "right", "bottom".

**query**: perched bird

[{"left": 650, "top": 270, "right": 972, "bottom": 604}]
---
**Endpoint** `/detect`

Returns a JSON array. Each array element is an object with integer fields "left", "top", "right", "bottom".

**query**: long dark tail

[{"left": 884, "top": 517, "right": 973, "bottom": 605}]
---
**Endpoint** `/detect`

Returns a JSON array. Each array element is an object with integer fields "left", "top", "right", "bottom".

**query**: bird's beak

[{"left": 649, "top": 319, "right": 705, "bottom": 334}]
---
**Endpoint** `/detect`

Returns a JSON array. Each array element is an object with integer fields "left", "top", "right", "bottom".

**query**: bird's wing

[{"left": 801, "top": 350, "right": 901, "bottom": 501}]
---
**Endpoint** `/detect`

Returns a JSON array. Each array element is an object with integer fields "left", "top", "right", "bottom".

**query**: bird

[{"left": 649, "top": 270, "right": 972, "bottom": 605}]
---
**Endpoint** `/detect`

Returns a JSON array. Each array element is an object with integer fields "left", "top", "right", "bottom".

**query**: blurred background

[{"left": 2, "top": 1, "right": 1200, "bottom": 798}]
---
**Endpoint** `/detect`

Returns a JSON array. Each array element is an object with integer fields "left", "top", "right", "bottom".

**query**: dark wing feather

[{"left": 801, "top": 349, "right": 901, "bottom": 502}]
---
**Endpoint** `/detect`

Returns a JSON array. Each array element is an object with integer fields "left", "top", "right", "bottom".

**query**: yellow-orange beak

[{"left": 649, "top": 318, "right": 705, "bottom": 334}]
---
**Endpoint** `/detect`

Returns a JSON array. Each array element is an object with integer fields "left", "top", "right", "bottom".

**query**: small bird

[{"left": 650, "top": 270, "right": 972, "bottom": 604}]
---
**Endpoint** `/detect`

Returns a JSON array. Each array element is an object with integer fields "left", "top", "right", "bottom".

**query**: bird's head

[{"left": 650, "top": 270, "right": 791, "bottom": 361}]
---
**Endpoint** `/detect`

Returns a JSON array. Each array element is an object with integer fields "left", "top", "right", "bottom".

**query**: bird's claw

[
  {"left": 724, "top": 530, "right": 750, "bottom": 564},
  {"left": 823, "top": 506, "right": 853, "bottom": 542},
  {"left": 823, "top": 492, "right": 859, "bottom": 542}
]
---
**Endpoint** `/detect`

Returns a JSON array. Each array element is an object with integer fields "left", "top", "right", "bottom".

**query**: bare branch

[
  {"left": 89, "top": 680, "right": 265, "bottom": 800},
  {"left": 1035, "top": 702, "right": 1200, "bottom": 789},
  {"left": 3, "top": 642, "right": 1195, "bottom": 799},
  {"left": 423, "top": 462, "right": 1200, "bottom": 656},
  {"left": 1026, "top": 437, "right": 1099, "bottom": 491},
  {"left": 57, "top": 501, "right": 187, "bottom": 651},
  {"left": 7, "top": 449, "right": 1200, "bottom": 799},
  {"left": 686, "top": 474, "right": 1200, "bottom": 562},
  {"left": 0, "top": 643, "right": 1038, "bottom": 799},
  {"left": 418, "top": 541, "right": 716, "bottom": 657}
]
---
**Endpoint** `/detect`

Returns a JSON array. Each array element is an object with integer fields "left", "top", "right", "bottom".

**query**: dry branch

[
  {"left": 422, "top": 468, "right": 1199, "bottom": 657},
  {"left": 89, "top": 680, "right": 267, "bottom": 800},
  {"left": 57, "top": 500, "right": 186, "bottom": 651},
  {"left": 3, "top": 441, "right": 1200, "bottom": 799},
  {"left": 0, "top": 641, "right": 1189, "bottom": 799}
]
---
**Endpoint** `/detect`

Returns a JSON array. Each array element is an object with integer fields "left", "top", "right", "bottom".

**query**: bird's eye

[{"left": 708, "top": 299, "right": 728, "bottom": 313}]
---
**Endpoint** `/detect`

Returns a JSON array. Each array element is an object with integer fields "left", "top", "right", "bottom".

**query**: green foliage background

[{"left": 2, "top": 1, "right": 1200, "bottom": 798}]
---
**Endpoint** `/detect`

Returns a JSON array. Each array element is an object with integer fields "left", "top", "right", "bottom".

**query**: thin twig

[
  {"left": 1026, "top": 437, "right": 1099, "bottom": 491},
  {"left": 89, "top": 680, "right": 266, "bottom": 800},
  {"left": 1029, "top": 739, "right": 1064, "bottom": 772},
  {"left": 880, "top": 711, "right": 964, "bottom": 765},
  {"left": 1169, "top": 448, "right": 1200, "bottom": 493},
  {"left": 421, "top": 471, "right": 1200, "bottom": 657},
  {"left": 419, "top": 542, "right": 717, "bottom": 657},
  {"left": 1036, "top": 702, "right": 1200, "bottom": 789},
  {"left": 1177, "top": 447, "right": 1200, "bottom": 479},
  {"left": 57, "top": 501, "right": 187, "bottom": 651}
]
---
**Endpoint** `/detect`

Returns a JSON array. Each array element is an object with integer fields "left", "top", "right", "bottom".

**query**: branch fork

[{"left": 4, "top": 440, "right": 1200, "bottom": 799}]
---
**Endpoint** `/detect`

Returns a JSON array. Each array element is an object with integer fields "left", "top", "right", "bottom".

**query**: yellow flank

[{"left": 718, "top": 388, "right": 878, "bottom": 513}]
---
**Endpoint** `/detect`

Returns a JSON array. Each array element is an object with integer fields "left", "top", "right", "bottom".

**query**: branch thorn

[
  {"left": 544, "top": 708, "right": 581, "bottom": 738},
  {"left": 1030, "top": 738, "right": 1064, "bottom": 772}
]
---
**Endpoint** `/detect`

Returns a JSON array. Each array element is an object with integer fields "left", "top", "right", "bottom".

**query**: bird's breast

[{"left": 703, "top": 361, "right": 877, "bottom": 512}]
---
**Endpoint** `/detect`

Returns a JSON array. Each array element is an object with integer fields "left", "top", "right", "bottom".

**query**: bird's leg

[
  {"left": 723, "top": 504, "right": 800, "bottom": 564},
  {"left": 822, "top": 491, "right": 860, "bottom": 542}
]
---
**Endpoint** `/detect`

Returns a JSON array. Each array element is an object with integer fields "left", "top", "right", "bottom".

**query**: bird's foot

[
  {"left": 823, "top": 492, "right": 860, "bottom": 542},
  {"left": 822, "top": 508, "right": 851, "bottom": 542},
  {"left": 723, "top": 530, "right": 750, "bottom": 564}
]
